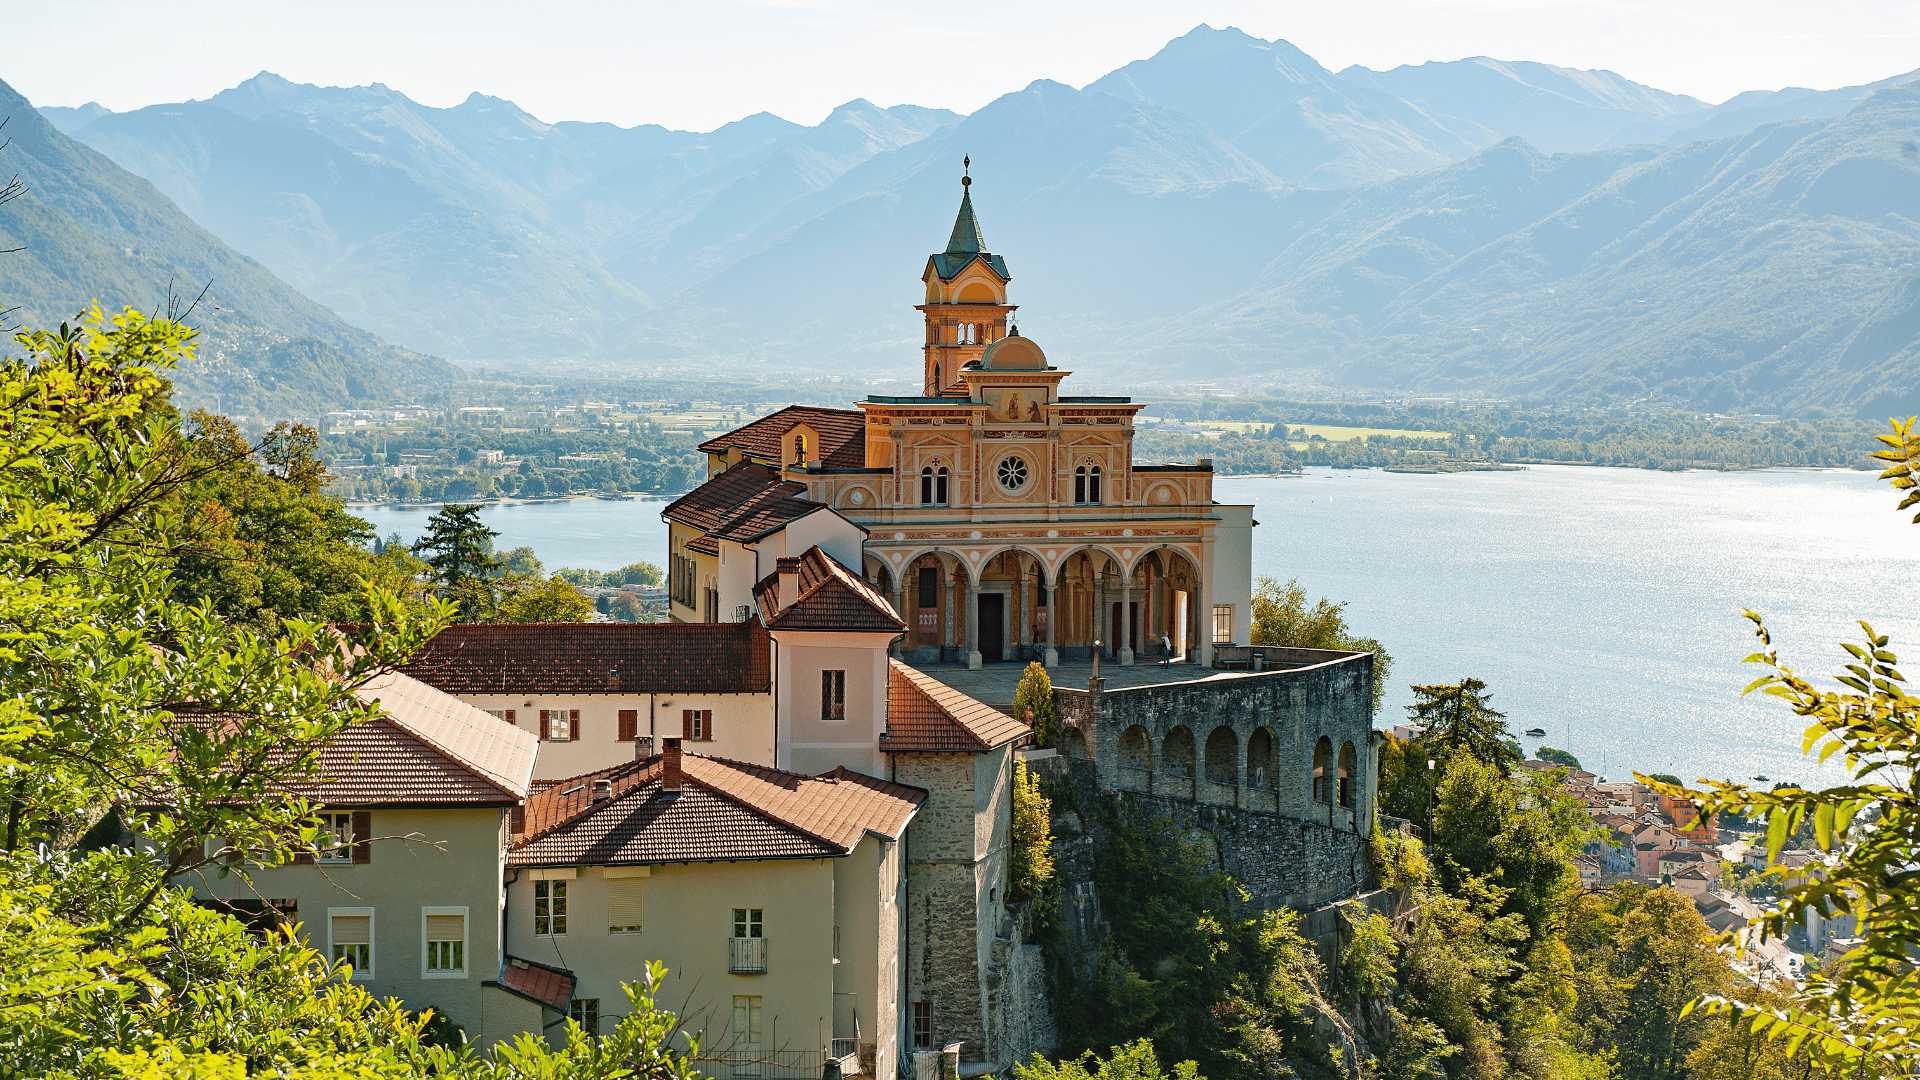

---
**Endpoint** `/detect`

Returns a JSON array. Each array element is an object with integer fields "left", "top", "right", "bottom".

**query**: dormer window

[
  {"left": 1074, "top": 464, "right": 1102, "bottom": 505},
  {"left": 920, "top": 463, "right": 949, "bottom": 506},
  {"left": 791, "top": 433, "right": 808, "bottom": 466}
]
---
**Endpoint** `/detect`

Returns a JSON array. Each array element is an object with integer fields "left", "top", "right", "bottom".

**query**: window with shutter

[
  {"left": 607, "top": 880, "right": 644, "bottom": 933},
  {"left": 328, "top": 909, "right": 373, "bottom": 979},
  {"left": 541, "top": 709, "right": 572, "bottom": 742},
  {"left": 682, "top": 709, "right": 712, "bottom": 740},
  {"left": 618, "top": 709, "right": 638, "bottom": 741},
  {"left": 423, "top": 908, "right": 466, "bottom": 976},
  {"left": 351, "top": 811, "right": 371, "bottom": 864},
  {"left": 314, "top": 812, "right": 354, "bottom": 864}
]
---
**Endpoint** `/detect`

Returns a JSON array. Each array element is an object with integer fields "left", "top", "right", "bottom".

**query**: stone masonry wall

[{"left": 893, "top": 752, "right": 991, "bottom": 1063}]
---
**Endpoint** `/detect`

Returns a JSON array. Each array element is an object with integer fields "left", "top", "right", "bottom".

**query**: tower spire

[{"left": 946, "top": 156, "right": 985, "bottom": 255}]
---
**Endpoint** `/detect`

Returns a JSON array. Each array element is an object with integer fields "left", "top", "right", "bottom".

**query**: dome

[{"left": 979, "top": 335, "right": 1047, "bottom": 371}]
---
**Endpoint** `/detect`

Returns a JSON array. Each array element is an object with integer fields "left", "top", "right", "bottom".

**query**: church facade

[{"left": 668, "top": 168, "right": 1254, "bottom": 670}]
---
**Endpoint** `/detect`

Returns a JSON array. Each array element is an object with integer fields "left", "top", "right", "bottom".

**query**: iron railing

[{"left": 728, "top": 936, "right": 768, "bottom": 974}]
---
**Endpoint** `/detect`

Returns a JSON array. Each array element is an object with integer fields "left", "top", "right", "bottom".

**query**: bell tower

[{"left": 918, "top": 157, "right": 1015, "bottom": 396}]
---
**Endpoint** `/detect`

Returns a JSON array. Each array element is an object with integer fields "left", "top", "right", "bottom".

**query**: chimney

[
  {"left": 633, "top": 735, "right": 653, "bottom": 761},
  {"left": 661, "top": 737, "right": 683, "bottom": 798},
  {"left": 776, "top": 556, "right": 802, "bottom": 610},
  {"left": 592, "top": 778, "right": 612, "bottom": 802}
]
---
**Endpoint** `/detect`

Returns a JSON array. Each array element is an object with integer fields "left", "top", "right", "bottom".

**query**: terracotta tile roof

[
  {"left": 880, "top": 660, "right": 1030, "bottom": 753},
  {"left": 685, "top": 534, "right": 719, "bottom": 556},
  {"left": 401, "top": 621, "right": 771, "bottom": 695},
  {"left": 509, "top": 752, "right": 923, "bottom": 867},
  {"left": 496, "top": 956, "right": 574, "bottom": 1011},
  {"left": 698, "top": 406, "right": 867, "bottom": 469},
  {"left": 355, "top": 671, "right": 538, "bottom": 797},
  {"left": 754, "top": 547, "right": 905, "bottom": 633},
  {"left": 661, "top": 463, "right": 809, "bottom": 535}
]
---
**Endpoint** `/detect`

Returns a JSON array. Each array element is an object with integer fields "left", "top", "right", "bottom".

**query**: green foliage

[
  {"left": 1013, "top": 661, "right": 1059, "bottom": 745},
  {"left": 1535, "top": 746, "right": 1581, "bottom": 770},
  {"left": 1407, "top": 679, "right": 1520, "bottom": 772},
  {"left": 413, "top": 504, "right": 498, "bottom": 591},
  {"left": 1431, "top": 755, "right": 1591, "bottom": 935},
  {"left": 1249, "top": 577, "right": 1392, "bottom": 713},
  {"left": 409, "top": 506, "right": 591, "bottom": 623},
  {"left": 1368, "top": 824, "right": 1432, "bottom": 892},
  {"left": 495, "top": 574, "right": 596, "bottom": 623},
  {"left": 557, "top": 562, "right": 664, "bottom": 588},
  {"left": 1339, "top": 909, "right": 1397, "bottom": 1004},
  {"left": 1010, "top": 759, "right": 1056, "bottom": 904},
  {"left": 1050, "top": 805, "right": 1333, "bottom": 1080},
  {"left": 0, "top": 306, "right": 707, "bottom": 1075},
  {"left": 1874, "top": 415, "right": 1919, "bottom": 523},
  {"left": 1014, "top": 1039, "right": 1204, "bottom": 1080},
  {"left": 1564, "top": 886, "right": 1729, "bottom": 1080}
]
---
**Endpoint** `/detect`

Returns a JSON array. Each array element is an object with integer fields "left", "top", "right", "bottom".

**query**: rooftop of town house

[
  {"left": 509, "top": 748, "right": 925, "bottom": 868},
  {"left": 914, "top": 646, "right": 1371, "bottom": 716},
  {"left": 882, "top": 659, "right": 1031, "bottom": 753},
  {"left": 754, "top": 546, "right": 905, "bottom": 633},
  {"left": 495, "top": 956, "right": 575, "bottom": 1012},
  {"left": 696, "top": 405, "right": 866, "bottom": 469},
  {"left": 400, "top": 620, "right": 771, "bottom": 696},
  {"left": 662, "top": 460, "right": 835, "bottom": 544}
]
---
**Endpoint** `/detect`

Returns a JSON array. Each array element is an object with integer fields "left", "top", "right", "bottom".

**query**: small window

[
  {"left": 821, "top": 670, "right": 846, "bottom": 722},
  {"left": 327, "top": 908, "right": 373, "bottom": 979},
  {"left": 912, "top": 1001, "right": 933, "bottom": 1048},
  {"left": 920, "top": 464, "right": 949, "bottom": 506},
  {"left": 792, "top": 433, "right": 809, "bottom": 466},
  {"left": 608, "top": 879, "right": 645, "bottom": 934},
  {"left": 542, "top": 709, "right": 573, "bottom": 742},
  {"left": 1074, "top": 464, "right": 1102, "bottom": 505},
  {"left": 570, "top": 997, "right": 601, "bottom": 1037},
  {"left": 1212, "top": 604, "right": 1233, "bottom": 646},
  {"left": 917, "top": 566, "right": 940, "bottom": 608},
  {"left": 534, "top": 879, "right": 568, "bottom": 936},
  {"left": 423, "top": 908, "right": 467, "bottom": 977},
  {"left": 682, "top": 709, "right": 712, "bottom": 741},
  {"left": 732, "top": 908, "right": 764, "bottom": 939},
  {"left": 316, "top": 811, "right": 355, "bottom": 864}
]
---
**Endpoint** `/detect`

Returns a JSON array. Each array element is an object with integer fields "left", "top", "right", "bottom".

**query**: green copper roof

[
  {"left": 928, "top": 171, "right": 1010, "bottom": 281},
  {"left": 946, "top": 186, "right": 985, "bottom": 254}
]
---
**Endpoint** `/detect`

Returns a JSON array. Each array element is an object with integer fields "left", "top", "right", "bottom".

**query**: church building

[{"left": 668, "top": 165, "right": 1254, "bottom": 670}]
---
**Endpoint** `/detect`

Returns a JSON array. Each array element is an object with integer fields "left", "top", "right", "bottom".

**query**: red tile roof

[
  {"left": 698, "top": 406, "right": 867, "bottom": 469},
  {"left": 880, "top": 661, "right": 1030, "bottom": 753},
  {"left": 496, "top": 956, "right": 575, "bottom": 1011},
  {"left": 661, "top": 462, "right": 809, "bottom": 535},
  {"left": 510, "top": 753, "right": 924, "bottom": 867},
  {"left": 401, "top": 621, "right": 771, "bottom": 695},
  {"left": 754, "top": 546, "right": 905, "bottom": 633}
]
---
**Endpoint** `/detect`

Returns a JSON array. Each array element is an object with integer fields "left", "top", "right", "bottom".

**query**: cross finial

[{"left": 962, "top": 154, "right": 971, "bottom": 188}]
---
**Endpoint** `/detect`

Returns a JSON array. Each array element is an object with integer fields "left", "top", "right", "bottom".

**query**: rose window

[{"left": 997, "top": 455, "right": 1030, "bottom": 493}]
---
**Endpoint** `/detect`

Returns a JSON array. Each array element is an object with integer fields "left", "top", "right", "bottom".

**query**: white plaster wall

[
  {"left": 772, "top": 631, "right": 894, "bottom": 777},
  {"left": 190, "top": 808, "right": 509, "bottom": 1042},
  {"left": 453, "top": 692, "right": 774, "bottom": 778},
  {"left": 1209, "top": 503, "right": 1255, "bottom": 646},
  {"left": 717, "top": 540, "right": 761, "bottom": 621},
  {"left": 759, "top": 511, "right": 867, "bottom": 580},
  {"left": 505, "top": 859, "right": 837, "bottom": 1057}
]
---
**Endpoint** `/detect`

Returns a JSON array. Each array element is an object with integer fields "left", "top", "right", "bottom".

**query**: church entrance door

[{"left": 978, "top": 593, "right": 1005, "bottom": 662}]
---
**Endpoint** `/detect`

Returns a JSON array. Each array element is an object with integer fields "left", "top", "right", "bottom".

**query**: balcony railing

[{"left": 728, "top": 936, "right": 768, "bottom": 974}]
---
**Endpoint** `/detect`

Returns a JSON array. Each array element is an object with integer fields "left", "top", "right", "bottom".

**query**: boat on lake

[{"left": 1523, "top": 727, "right": 1547, "bottom": 738}]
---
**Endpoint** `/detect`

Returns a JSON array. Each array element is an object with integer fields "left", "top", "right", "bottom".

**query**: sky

[{"left": 9, "top": 0, "right": 1920, "bottom": 130}]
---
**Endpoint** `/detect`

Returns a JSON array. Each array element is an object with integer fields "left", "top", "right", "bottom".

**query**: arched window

[
  {"left": 791, "top": 433, "right": 808, "bottom": 466},
  {"left": 920, "top": 463, "right": 949, "bottom": 506},
  {"left": 1075, "top": 464, "right": 1103, "bottom": 505},
  {"left": 1338, "top": 741, "right": 1357, "bottom": 810},
  {"left": 1312, "top": 736, "right": 1333, "bottom": 804}
]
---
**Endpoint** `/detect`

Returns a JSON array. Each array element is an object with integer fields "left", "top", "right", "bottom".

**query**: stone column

[
  {"left": 965, "top": 575, "right": 982, "bottom": 670},
  {"left": 1119, "top": 581, "right": 1135, "bottom": 666},
  {"left": 943, "top": 568, "right": 956, "bottom": 660},
  {"left": 1042, "top": 571, "right": 1059, "bottom": 668},
  {"left": 1013, "top": 565, "right": 1028, "bottom": 659},
  {"left": 1093, "top": 570, "right": 1106, "bottom": 662},
  {"left": 893, "top": 580, "right": 909, "bottom": 657},
  {"left": 1196, "top": 568, "right": 1213, "bottom": 669}
]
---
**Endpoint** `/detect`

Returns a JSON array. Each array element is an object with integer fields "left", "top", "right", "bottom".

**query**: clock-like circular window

[{"left": 996, "top": 454, "right": 1031, "bottom": 493}]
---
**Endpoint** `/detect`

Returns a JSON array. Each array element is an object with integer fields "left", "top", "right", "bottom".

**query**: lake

[{"left": 354, "top": 465, "right": 1920, "bottom": 787}]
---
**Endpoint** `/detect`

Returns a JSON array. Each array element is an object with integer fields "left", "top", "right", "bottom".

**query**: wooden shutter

[
  {"left": 618, "top": 709, "right": 638, "bottom": 741},
  {"left": 330, "top": 913, "right": 370, "bottom": 945},
  {"left": 294, "top": 849, "right": 314, "bottom": 866},
  {"left": 681, "top": 710, "right": 692, "bottom": 739},
  {"left": 426, "top": 912, "right": 465, "bottom": 942},
  {"left": 539, "top": 711, "right": 550, "bottom": 740},
  {"left": 350, "top": 812, "right": 372, "bottom": 864},
  {"left": 504, "top": 709, "right": 516, "bottom": 723},
  {"left": 569, "top": 708, "right": 581, "bottom": 740},
  {"left": 607, "top": 881, "right": 645, "bottom": 932}
]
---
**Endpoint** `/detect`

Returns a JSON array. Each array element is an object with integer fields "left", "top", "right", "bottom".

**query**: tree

[
  {"left": 1408, "top": 678, "right": 1520, "bottom": 772},
  {"left": 0, "top": 306, "right": 712, "bottom": 1074},
  {"left": 1014, "top": 1040, "right": 1204, "bottom": 1080},
  {"left": 412, "top": 503, "right": 497, "bottom": 588},
  {"left": 496, "top": 574, "right": 594, "bottom": 623},
  {"left": 1010, "top": 759, "right": 1055, "bottom": 904},
  {"left": 1249, "top": 578, "right": 1392, "bottom": 712},
  {"left": 1536, "top": 746, "right": 1582, "bottom": 769},
  {"left": 1564, "top": 886, "right": 1729, "bottom": 1080},
  {"left": 1013, "top": 661, "right": 1059, "bottom": 745}
]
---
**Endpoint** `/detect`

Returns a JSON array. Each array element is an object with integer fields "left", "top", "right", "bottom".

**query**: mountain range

[{"left": 17, "top": 24, "right": 1920, "bottom": 415}]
